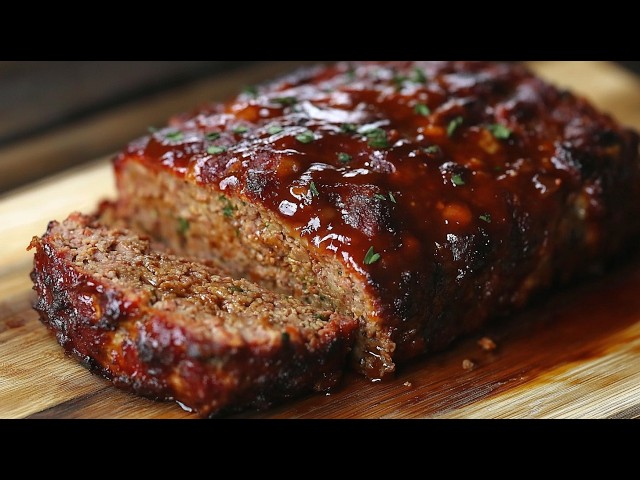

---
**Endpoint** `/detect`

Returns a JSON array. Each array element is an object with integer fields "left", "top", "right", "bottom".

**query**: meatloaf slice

[
  {"left": 29, "top": 212, "right": 357, "bottom": 416},
  {"left": 111, "top": 61, "right": 640, "bottom": 379}
]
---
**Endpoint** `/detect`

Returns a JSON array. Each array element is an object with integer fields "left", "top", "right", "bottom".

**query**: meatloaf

[
  {"left": 29, "top": 213, "right": 357, "bottom": 416},
  {"left": 110, "top": 61, "right": 640, "bottom": 379},
  {"left": 30, "top": 61, "right": 640, "bottom": 415}
]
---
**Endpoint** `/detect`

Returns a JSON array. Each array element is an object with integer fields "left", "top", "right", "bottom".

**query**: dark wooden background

[
  {"left": 1, "top": 61, "right": 638, "bottom": 195},
  {"left": 0, "top": 61, "right": 262, "bottom": 193}
]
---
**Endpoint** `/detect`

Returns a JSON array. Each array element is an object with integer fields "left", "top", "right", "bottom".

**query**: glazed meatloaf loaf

[
  {"left": 110, "top": 61, "right": 640, "bottom": 379},
  {"left": 31, "top": 61, "right": 640, "bottom": 414},
  {"left": 30, "top": 213, "right": 357, "bottom": 415}
]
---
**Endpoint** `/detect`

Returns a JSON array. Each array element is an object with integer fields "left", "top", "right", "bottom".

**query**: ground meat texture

[
  {"left": 29, "top": 213, "right": 357, "bottom": 417},
  {"left": 108, "top": 61, "right": 640, "bottom": 380}
]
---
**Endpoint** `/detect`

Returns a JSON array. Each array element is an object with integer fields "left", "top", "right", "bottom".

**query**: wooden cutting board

[{"left": 3, "top": 61, "right": 640, "bottom": 419}]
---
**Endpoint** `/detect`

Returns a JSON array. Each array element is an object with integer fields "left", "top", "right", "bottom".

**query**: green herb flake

[
  {"left": 165, "top": 130, "right": 184, "bottom": 142},
  {"left": 313, "top": 313, "right": 330, "bottom": 321},
  {"left": 345, "top": 65, "right": 356, "bottom": 81},
  {"left": 486, "top": 123, "right": 512, "bottom": 140},
  {"left": 338, "top": 152, "right": 352, "bottom": 164},
  {"left": 340, "top": 123, "right": 358, "bottom": 134},
  {"left": 423, "top": 145, "right": 441, "bottom": 155},
  {"left": 479, "top": 214, "right": 492, "bottom": 223},
  {"left": 228, "top": 285, "right": 245, "bottom": 294},
  {"left": 243, "top": 85, "right": 258, "bottom": 97},
  {"left": 272, "top": 96, "right": 298, "bottom": 106},
  {"left": 232, "top": 125, "right": 249, "bottom": 135},
  {"left": 451, "top": 173, "right": 465, "bottom": 186},
  {"left": 364, "top": 128, "right": 389, "bottom": 149},
  {"left": 281, "top": 331, "right": 290, "bottom": 344},
  {"left": 207, "top": 145, "right": 227, "bottom": 155},
  {"left": 374, "top": 192, "right": 398, "bottom": 203},
  {"left": 414, "top": 103, "right": 431, "bottom": 116},
  {"left": 412, "top": 67, "right": 427, "bottom": 83},
  {"left": 177, "top": 217, "right": 189, "bottom": 235},
  {"left": 267, "top": 124, "right": 284, "bottom": 135},
  {"left": 205, "top": 131, "right": 221, "bottom": 141},
  {"left": 393, "top": 74, "right": 407, "bottom": 91},
  {"left": 447, "top": 116, "right": 464, "bottom": 137},
  {"left": 295, "top": 130, "right": 315, "bottom": 144},
  {"left": 364, "top": 246, "right": 381, "bottom": 265},
  {"left": 219, "top": 195, "right": 237, "bottom": 218},
  {"left": 309, "top": 181, "right": 319, "bottom": 197},
  {"left": 147, "top": 126, "right": 158, "bottom": 133}
]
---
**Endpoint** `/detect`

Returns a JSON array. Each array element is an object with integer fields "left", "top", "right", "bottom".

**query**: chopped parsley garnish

[
  {"left": 281, "top": 331, "right": 290, "bottom": 343},
  {"left": 451, "top": 173, "right": 465, "bottom": 186},
  {"left": 364, "top": 246, "right": 381, "bottom": 265},
  {"left": 487, "top": 123, "right": 512, "bottom": 140},
  {"left": 267, "top": 124, "right": 284, "bottom": 135},
  {"left": 374, "top": 192, "right": 397, "bottom": 203},
  {"left": 423, "top": 145, "right": 441, "bottom": 155},
  {"left": 219, "top": 195, "right": 236, "bottom": 218},
  {"left": 165, "top": 130, "right": 183, "bottom": 142},
  {"left": 313, "top": 313, "right": 330, "bottom": 321},
  {"left": 338, "top": 152, "right": 352, "bottom": 164},
  {"left": 364, "top": 128, "right": 389, "bottom": 148},
  {"left": 447, "top": 116, "right": 464, "bottom": 137},
  {"left": 414, "top": 103, "right": 431, "bottom": 116},
  {"left": 272, "top": 96, "right": 298, "bottom": 106},
  {"left": 295, "top": 130, "right": 315, "bottom": 144},
  {"left": 205, "top": 131, "right": 221, "bottom": 141},
  {"left": 345, "top": 65, "right": 356, "bottom": 81},
  {"left": 479, "top": 214, "right": 492, "bottom": 223},
  {"left": 412, "top": 67, "right": 427, "bottom": 83},
  {"left": 207, "top": 145, "right": 227, "bottom": 155},
  {"left": 393, "top": 74, "right": 407, "bottom": 91},
  {"left": 341, "top": 123, "right": 358, "bottom": 134},
  {"left": 232, "top": 125, "right": 249, "bottom": 134},
  {"left": 147, "top": 126, "right": 158, "bottom": 133},
  {"left": 243, "top": 85, "right": 258, "bottom": 97},
  {"left": 177, "top": 217, "right": 189, "bottom": 235},
  {"left": 309, "top": 181, "right": 319, "bottom": 197}
]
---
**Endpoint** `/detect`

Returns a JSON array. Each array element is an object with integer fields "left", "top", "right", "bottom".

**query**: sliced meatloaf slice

[{"left": 29, "top": 212, "right": 357, "bottom": 416}]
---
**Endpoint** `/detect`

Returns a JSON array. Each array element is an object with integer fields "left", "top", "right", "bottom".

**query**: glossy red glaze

[{"left": 116, "top": 62, "right": 640, "bottom": 373}]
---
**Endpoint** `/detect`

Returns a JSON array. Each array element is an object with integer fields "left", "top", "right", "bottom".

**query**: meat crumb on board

[{"left": 478, "top": 337, "right": 497, "bottom": 352}]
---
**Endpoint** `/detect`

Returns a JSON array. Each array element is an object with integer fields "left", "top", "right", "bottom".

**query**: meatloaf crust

[
  {"left": 111, "top": 61, "right": 640, "bottom": 379},
  {"left": 29, "top": 213, "right": 357, "bottom": 416}
]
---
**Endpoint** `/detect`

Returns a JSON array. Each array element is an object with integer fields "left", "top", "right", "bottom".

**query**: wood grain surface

[{"left": 2, "top": 61, "right": 640, "bottom": 419}]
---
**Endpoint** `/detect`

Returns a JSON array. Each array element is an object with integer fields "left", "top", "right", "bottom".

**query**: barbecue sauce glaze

[{"left": 118, "top": 62, "right": 640, "bottom": 377}]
